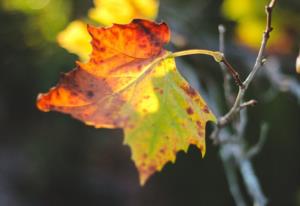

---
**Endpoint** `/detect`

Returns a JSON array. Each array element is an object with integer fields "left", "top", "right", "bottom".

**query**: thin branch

[
  {"left": 218, "top": 25, "right": 235, "bottom": 106},
  {"left": 210, "top": 1, "right": 276, "bottom": 206},
  {"left": 247, "top": 123, "right": 269, "bottom": 159},
  {"left": 220, "top": 146, "right": 247, "bottom": 206},
  {"left": 240, "top": 99, "right": 257, "bottom": 109},
  {"left": 243, "top": 0, "right": 275, "bottom": 88},
  {"left": 264, "top": 57, "right": 300, "bottom": 103},
  {"left": 238, "top": 160, "right": 267, "bottom": 206},
  {"left": 221, "top": 58, "right": 244, "bottom": 88}
]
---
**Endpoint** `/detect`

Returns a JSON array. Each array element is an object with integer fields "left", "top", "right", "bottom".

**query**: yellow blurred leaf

[
  {"left": 222, "top": 0, "right": 283, "bottom": 50},
  {"left": 236, "top": 18, "right": 265, "bottom": 47},
  {"left": 296, "top": 51, "right": 300, "bottom": 74},
  {"left": 88, "top": 0, "right": 158, "bottom": 26},
  {"left": 57, "top": 21, "right": 92, "bottom": 61},
  {"left": 222, "top": 0, "right": 255, "bottom": 20}
]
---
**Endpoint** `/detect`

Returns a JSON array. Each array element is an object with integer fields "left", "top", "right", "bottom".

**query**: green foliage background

[{"left": 0, "top": 0, "right": 299, "bottom": 205}]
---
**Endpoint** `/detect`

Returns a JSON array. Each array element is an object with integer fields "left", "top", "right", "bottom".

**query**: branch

[
  {"left": 214, "top": 0, "right": 276, "bottom": 129},
  {"left": 264, "top": 57, "right": 300, "bottom": 103},
  {"left": 247, "top": 123, "right": 269, "bottom": 159},
  {"left": 238, "top": 159, "right": 267, "bottom": 206},
  {"left": 220, "top": 145, "right": 247, "bottom": 206},
  {"left": 210, "top": 1, "right": 276, "bottom": 206},
  {"left": 218, "top": 25, "right": 235, "bottom": 106}
]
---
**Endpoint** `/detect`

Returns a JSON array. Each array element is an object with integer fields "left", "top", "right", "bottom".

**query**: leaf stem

[
  {"left": 170, "top": 49, "right": 244, "bottom": 88},
  {"left": 170, "top": 49, "right": 223, "bottom": 62}
]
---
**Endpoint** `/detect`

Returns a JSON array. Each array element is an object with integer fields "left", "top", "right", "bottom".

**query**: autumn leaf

[
  {"left": 89, "top": 0, "right": 159, "bottom": 26},
  {"left": 57, "top": 21, "right": 92, "bottom": 61},
  {"left": 296, "top": 51, "right": 300, "bottom": 74},
  {"left": 222, "top": 0, "right": 299, "bottom": 54},
  {"left": 37, "top": 19, "right": 216, "bottom": 185},
  {"left": 57, "top": 0, "right": 159, "bottom": 61}
]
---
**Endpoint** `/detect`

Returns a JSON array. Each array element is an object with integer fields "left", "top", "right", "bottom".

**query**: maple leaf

[{"left": 37, "top": 19, "right": 216, "bottom": 185}]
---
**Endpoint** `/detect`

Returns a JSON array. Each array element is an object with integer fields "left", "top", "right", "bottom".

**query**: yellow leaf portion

[
  {"left": 122, "top": 57, "right": 216, "bottom": 185},
  {"left": 296, "top": 52, "right": 300, "bottom": 74},
  {"left": 222, "top": 0, "right": 281, "bottom": 50},
  {"left": 89, "top": 0, "right": 158, "bottom": 26}
]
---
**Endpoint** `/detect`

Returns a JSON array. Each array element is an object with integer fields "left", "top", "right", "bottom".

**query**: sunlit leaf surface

[
  {"left": 37, "top": 19, "right": 216, "bottom": 185},
  {"left": 89, "top": 0, "right": 158, "bottom": 26}
]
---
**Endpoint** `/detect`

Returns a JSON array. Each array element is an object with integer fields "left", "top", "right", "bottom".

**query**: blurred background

[{"left": 0, "top": 0, "right": 300, "bottom": 205}]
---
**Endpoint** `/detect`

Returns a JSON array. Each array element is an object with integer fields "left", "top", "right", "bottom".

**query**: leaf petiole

[
  {"left": 169, "top": 49, "right": 244, "bottom": 88},
  {"left": 169, "top": 49, "right": 224, "bottom": 62}
]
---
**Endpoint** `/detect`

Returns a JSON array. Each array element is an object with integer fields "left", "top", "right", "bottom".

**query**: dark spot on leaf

[
  {"left": 70, "top": 91, "right": 78, "bottom": 96},
  {"left": 159, "top": 147, "right": 166, "bottom": 154},
  {"left": 180, "top": 84, "right": 197, "bottom": 97},
  {"left": 203, "top": 105, "right": 210, "bottom": 113},
  {"left": 198, "top": 131, "right": 203, "bottom": 137},
  {"left": 142, "top": 153, "right": 148, "bottom": 159},
  {"left": 148, "top": 165, "right": 156, "bottom": 172},
  {"left": 196, "top": 121, "right": 202, "bottom": 128},
  {"left": 154, "top": 87, "right": 164, "bottom": 95},
  {"left": 186, "top": 107, "right": 194, "bottom": 115},
  {"left": 154, "top": 41, "right": 160, "bottom": 47},
  {"left": 87, "top": 90, "right": 94, "bottom": 98},
  {"left": 139, "top": 44, "right": 147, "bottom": 48}
]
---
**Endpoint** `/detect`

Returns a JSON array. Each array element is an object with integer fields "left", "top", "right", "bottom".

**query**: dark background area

[{"left": 0, "top": 0, "right": 300, "bottom": 205}]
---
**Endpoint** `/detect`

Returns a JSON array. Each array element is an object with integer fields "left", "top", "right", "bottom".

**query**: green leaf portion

[{"left": 122, "top": 57, "right": 216, "bottom": 185}]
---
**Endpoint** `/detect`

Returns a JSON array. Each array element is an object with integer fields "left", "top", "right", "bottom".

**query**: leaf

[
  {"left": 57, "top": 20, "right": 92, "bottom": 61},
  {"left": 222, "top": 0, "right": 297, "bottom": 54},
  {"left": 296, "top": 51, "right": 300, "bottom": 74},
  {"left": 57, "top": 0, "right": 159, "bottom": 61},
  {"left": 37, "top": 19, "right": 216, "bottom": 185},
  {"left": 89, "top": 0, "right": 159, "bottom": 26}
]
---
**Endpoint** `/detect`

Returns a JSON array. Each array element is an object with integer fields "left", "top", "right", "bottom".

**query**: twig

[
  {"left": 220, "top": 145, "right": 247, "bottom": 206},
  {"left": 238, "top": 159, "right": 267, "bottom": 206},
  {"left": 243, "top": 0, "right": 275, "bottom": 88},
  {"left": 221, "top": 58, "right": 244, "bottom": 88},
  {"left": 240, "top": 99, "right": 257, "bottom": 109},
  {"left": 218, "top": 25, "right": 235, "bottom": 106},
  {"left": 247, "top": 123, "right": 269, "bottom": 159},
  {"left": 264, "top": 57, "right": 300, "bottom": 103}
]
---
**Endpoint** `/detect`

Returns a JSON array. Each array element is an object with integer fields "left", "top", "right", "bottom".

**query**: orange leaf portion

[
  {"left": 38, "top": 19, "right": 170, "bottom": 128},
  {"left": 37, "top": 19, "right": 216, "bottom": 185}
]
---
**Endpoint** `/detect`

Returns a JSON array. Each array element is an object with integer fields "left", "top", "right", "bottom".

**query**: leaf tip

[
  {"left": 36, "top": 93, "right": 50, "bottom": 112},
  {"left": 139, "top": 176, "right": 147, "bottom": 186},
  {"left": 200, "top": 144, "right": 206, "bottom": 158}
]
